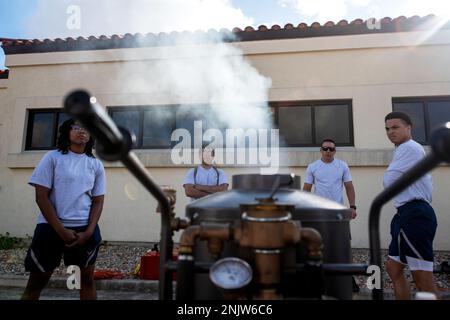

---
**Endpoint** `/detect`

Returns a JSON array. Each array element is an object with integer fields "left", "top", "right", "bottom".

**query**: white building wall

[{"left": 1, "top": 30, "right": 450, "bottom": 249}]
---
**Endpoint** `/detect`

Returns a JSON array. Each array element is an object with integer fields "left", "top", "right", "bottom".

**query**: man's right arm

[
  {"left": 184, "top": 184, "right": 210, "bottom": 199},
  {"left": 303, "top": 165, "right": 314, "bottom": 192}
]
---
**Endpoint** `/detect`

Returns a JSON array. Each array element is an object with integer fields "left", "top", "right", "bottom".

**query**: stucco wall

[{"left": 1, "top": 30, "right": 450, "bottom": 249}]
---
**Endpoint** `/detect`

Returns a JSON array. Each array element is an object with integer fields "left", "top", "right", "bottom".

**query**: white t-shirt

[
  {"left": 183, "top": 165, "right": 228, "bottom": 186},
  {"left": 183, "top": 165, "right": 228, "bottom": 200},
  {"left": 304, "top": 158, "right": 352, "bottom": 204},
  {"left": 29, "top": 150, "right": 106, "bottom": 227},
  {"left": 383, "top": 139, "right": 432, "bottom": 208}
]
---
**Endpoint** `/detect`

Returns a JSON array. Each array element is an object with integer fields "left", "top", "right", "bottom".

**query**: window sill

[{"left": 5, "top": 148, "right": 414, "bottom": 168}]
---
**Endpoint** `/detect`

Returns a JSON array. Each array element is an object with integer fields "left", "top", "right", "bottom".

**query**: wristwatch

[{"left": 350, "top": 205, "right": 357, "bottom": 209}]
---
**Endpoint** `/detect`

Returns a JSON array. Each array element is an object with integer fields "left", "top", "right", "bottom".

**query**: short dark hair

[
  {"left": 385, "top": 111, "right": 413, "bottom": 126},
  {"left": 201, "top": 143, "right": 215, "bottom": 157},
  {"left": 321, "top": 138, "right": 336, "bottom": 147},
  {"left": 57, "top": 118, "right": 95, "bottom": 157}
]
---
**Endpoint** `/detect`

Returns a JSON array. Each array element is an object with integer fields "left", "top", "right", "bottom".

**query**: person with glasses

[
  {"left": 383, "top": 112, "right": 439, "bottom": 299},
  {"left": 303, "top": 138, "right": 359, "bottom": 292},
  {"left": 303, "top": 138, "right": 357, "bottom": 219},
  {"left": 22, "top": 118, "right": 106, "bottom": 300}
]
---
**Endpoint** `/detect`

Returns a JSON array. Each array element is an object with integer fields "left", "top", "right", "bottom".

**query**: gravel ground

[
  {"left": 353, "top": 248, "right": 450, "bottom": 291},
  {"left": 1, "top": 243, "right": 449, "bottom": 292},
  {"left": 0, "top": 242, "right": 151, "bottom": 279}
]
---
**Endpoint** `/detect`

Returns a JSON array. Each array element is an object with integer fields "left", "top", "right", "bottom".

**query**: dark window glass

[
  {"left": 176, "top": 105, "right": 207, "bottom": 147},
  {"left": 393, "top": 97, "right": 450, "bottom": 145},
  {"left": 278, "top": 106, "right": 312, "bottom": 146},
  {"left": 56, "top": 112, "right": 71, "bottom": 137},
  {"left": 428, "top": 101, "right": 450, "bottom": 131},
  {"left": 315, "top": 104, "right": 351, "bottom": 144},
  {"left": 392, "top": 102, "right": 426, "bottom": 144},
  {"left": 111, "top": 110, "right": 140, "bottom": 146},
  {"left": 26, "top": 110, "right": 73, "bottom": 150},
  {"left": 30, "top": 113, "right": 54, "bottom": 149},
  {"left": 143, "top": 108, "right": 175, "bottom": 148},
  {"left": 274, "top": 101, "right": 353, "bottom": 147},
  {"left": 57, "top": 112, "right": 71, "bottom": 128}
]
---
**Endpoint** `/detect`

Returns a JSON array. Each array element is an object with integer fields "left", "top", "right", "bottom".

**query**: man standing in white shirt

[
  {"left": 303, "top": 139, "right": 357, "bottom": 219},
  {"left": 303, "top": 138, "right": 359, "bottom": 292},
  {"left": 183, "top": 146, "right": 228, "bottom": 200},
  {"left": 384, "top": 111, "right": 439, "bottom": 299}
]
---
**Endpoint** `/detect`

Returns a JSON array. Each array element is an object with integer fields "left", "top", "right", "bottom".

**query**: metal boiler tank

[{"left": 185, "top": 174, "right": 353, "bottom": 300}]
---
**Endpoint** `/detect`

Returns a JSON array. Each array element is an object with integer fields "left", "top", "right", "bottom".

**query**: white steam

[{"left": 19, "top": 0, "right": 277, "bottom": 169}]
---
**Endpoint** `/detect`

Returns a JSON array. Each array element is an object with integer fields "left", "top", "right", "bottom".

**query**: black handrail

[
  {"left": 369, "top": 124, "right": 450, "bottom": 300},
  {"left": 64, "top": 89, "right": 174, "bottom": 300}
]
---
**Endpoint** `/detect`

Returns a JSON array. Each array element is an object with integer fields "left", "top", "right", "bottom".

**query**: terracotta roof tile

[
  {"left": 284, "top": 23, "right": 294, "bottom": 30},
  {"left": 270, "top": 24, "right": 281, "bottom": 31},
  {"left": 1, "top": 15, "right": 448, "bottom": 55}
]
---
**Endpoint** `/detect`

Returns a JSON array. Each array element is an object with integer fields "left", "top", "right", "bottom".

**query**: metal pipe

[
  {"left": 179, "top": 225, "right": 201, "bottom": 253},
  {"left": 64, "top": 90, "right": 174, "bottom": 300},
  {"left": 300, "top": 228, "right": 323, "bottom": 260},
  {"left": 322, "top": 263, "right": 370, "bottom": 275},
  {"left": 121, "top": 153, "right": 174, "bottom": 300}
]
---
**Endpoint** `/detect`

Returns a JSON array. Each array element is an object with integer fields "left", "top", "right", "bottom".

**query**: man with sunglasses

[
  {"left": 303, "top": 139, "right": 357, "bottom": 219},
  {"left": 303, "top": 138, "right": 358, "bottom": 291}
]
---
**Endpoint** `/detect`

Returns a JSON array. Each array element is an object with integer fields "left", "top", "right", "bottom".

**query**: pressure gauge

[{"left": 209, "top": 257, "right": 253, "bottom": 290}]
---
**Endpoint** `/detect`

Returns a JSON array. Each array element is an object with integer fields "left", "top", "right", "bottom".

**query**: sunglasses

[
  {"left": 71, "top": 124, "right": 88, "bottom": 132},
  {"left": 321, "top": 146, "right": 336, "bottom": 152}
]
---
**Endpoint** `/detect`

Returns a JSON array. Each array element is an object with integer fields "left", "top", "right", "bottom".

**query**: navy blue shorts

[
  {"left": 24, "top": 223, "right": 102, "bottom": 273},
  {"left": 388, "top": 200, "right": 437, "bottom": 271}
]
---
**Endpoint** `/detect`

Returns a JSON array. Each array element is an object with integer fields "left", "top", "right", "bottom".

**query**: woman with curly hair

[{"left": 22, "top": 118, "right": 106, "bottom": 300}]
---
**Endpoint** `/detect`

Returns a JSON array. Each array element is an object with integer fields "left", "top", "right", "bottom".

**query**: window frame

[
  {"left": 392, "top": 95, "right": 450, "bottom": 145},
  {"left": 25, "top": 109, "right": 67, "bottom": 151},
  {"left": 270, "top": 99, "right": 354, "bottom": 147},
  {"left": 108, "top": 105, "right": 179, "bottom": 149}
]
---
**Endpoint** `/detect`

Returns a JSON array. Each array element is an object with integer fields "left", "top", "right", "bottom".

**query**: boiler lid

[{"left": 185, "top": 189, "right": 352, "bottom": 221}]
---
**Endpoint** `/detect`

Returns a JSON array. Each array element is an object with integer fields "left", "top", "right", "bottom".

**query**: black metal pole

[
  {"left": 121, "top": 153, "right": 173, "bottom": 300},
  {"left": 64, "top": 90, "right": 174, "bottom": 300}
]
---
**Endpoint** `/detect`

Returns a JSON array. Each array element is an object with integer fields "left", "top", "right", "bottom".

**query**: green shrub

[{"left": 0, "top": 232, "right": 19, "bottom": 250}]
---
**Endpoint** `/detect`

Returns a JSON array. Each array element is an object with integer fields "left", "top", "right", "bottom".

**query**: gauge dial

[{"left": 209, "top": 257, "right": 253, "bottom": 290}]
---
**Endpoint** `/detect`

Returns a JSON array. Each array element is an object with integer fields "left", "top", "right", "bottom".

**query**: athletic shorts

[
  {"left": 388, "top": 200, "right": 437, "bottom": 271},
  {"left": 24, "top": 223, "right": 102, "bottom": 273}
]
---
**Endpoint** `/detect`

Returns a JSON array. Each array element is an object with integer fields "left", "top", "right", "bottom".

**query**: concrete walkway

[
  {"left": 0, "top": 274, "right": 402, "bottom": 300},
  {"left": 0, "top": 274, "right": 159, "bottom": 300}
]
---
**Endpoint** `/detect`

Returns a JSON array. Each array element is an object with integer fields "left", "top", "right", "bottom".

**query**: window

[
  {"left": 108, "top": 104, "right": 231, "bottom": 149},
  {"left": 26, "top": 102, "right": 353, "bottom": 150},
  {"left": 109, "top": 106, "right": 177, "bottom": 149},
  {"left": 25, "top": 110, "right": 69, "bottom": 150},
  {"left": 271, "top": 100, "right": 353, "bottom": 147},
  {"left": 393, "top": 96, "right": 450, "bottom": 145}
]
